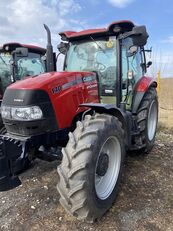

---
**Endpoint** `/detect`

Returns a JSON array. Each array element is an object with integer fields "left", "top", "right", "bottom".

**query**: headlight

[
  {"left": 1, "top": 106, "right": 11, "bottom": 118},
  {"left": 1, "top": 105, "right": 43, "bottom": 121}
]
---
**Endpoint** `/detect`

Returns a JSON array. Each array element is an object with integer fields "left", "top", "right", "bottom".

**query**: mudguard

[
  {"left": 80, "top": 103, "right": 132, "bottom": 147},
  {"left": 80, "top": 103, "right": 126, "bottom": 121},
  {"left": 132, "top": 77, "right": 157, "bottom": 114}
]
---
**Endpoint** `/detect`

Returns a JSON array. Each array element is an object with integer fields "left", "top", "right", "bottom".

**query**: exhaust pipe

[{"left": 44, "top": 24, "right": 55, "bottom": 72}]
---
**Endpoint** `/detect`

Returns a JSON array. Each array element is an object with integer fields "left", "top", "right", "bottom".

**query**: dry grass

[{"left": 158, "top": 78, "right": 173, "bottom": 128}]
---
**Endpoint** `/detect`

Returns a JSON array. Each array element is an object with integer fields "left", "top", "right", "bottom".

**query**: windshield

[
  {"left": 0, "top": 51, "right": 45, "bottom": 94},
  {"left": 15, "top": 53, "right": 45, "bottom": 80},
  {"left": 65, "top": 37, "right": 117, "bottom": 95},
  {"left": 0, "top": 52, "right": 12, "bottom": 93}
]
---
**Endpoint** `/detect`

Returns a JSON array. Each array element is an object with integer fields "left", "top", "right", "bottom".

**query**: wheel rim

[
  {"left": 95, "top": 136, "right": 121, "bottom": 200},
  {"left": 147, "top": 100, "right": 157, "bottom": 141}
]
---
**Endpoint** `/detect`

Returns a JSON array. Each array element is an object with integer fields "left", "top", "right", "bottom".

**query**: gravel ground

[{"left": 0, "top": 129, "right": 173, "bottom": 231}]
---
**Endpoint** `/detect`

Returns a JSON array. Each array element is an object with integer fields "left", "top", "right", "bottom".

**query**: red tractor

[
  {"left": 0, "top": 25, "right": 56, "bottom": 107},
  {"left": 0, "top": 20, "right": 158, "bottom": 222},
  {"left": 0, "top": 42, "right": 47, "bottom": 126},
  {"left": 0, "top": 43, "right": 46, "bottom": 91},
  {"left": 0, "top": 26, "right": 56, "bottom": 172}
]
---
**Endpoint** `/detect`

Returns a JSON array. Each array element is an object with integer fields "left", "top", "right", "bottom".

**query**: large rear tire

[
  {"left": 57, "top": 113, "right": 125, "bottom": 222},
  {"left": 137, "top": 87, "right": 158, "bottom": 153}
]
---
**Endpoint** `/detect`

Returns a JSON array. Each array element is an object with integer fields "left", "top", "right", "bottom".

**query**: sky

[{"left": 0, "top": 0, "right": 173, "bottom": 77}]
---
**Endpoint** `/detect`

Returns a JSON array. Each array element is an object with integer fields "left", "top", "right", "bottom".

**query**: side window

[
  {"left": 65, "top": 44, "right": 88, "bottom": 71},
  {"left": 122, "top": 38, "right": 143, "bottom": 84},
  {"left": 128, "top": 49, "right": 143, "bottom": 83},
  {"left": 121, "top": 38, "right": 143, "bottom": 109}
]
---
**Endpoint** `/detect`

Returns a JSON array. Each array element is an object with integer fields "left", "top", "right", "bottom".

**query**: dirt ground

[{"left": 0, "top": 129, "right": 173, "bottom": 231}]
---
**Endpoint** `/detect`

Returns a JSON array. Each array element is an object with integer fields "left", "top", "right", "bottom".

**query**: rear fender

[{"left": 132, "top": 77, "right": 157, "bottom": 114}]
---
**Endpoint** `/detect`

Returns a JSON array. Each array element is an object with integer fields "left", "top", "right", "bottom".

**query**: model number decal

[{"left": 52, "top": 86, "right": 62, "bottom": 94}]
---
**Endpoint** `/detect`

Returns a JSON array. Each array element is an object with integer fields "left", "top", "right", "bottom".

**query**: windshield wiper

[
  {"left": 0, "top": 54, "right": 8, "bottom": 66},
  {"left": 90, "top": 36, "right": 107, "bottom": 56}
]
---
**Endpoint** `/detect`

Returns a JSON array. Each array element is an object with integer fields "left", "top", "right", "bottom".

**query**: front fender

[
  {"left": 80, "top": 103, "right": 132, "bottom": 147},
  {"left": 80, "top": 103, "right": 125, "bottom": 120}
]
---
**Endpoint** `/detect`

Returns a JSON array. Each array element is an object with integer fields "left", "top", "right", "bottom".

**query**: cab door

[{"left": 121, "top": 38, "right": 144, "bottom": 110}]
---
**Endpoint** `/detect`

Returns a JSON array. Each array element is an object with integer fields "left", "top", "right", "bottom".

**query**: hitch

[{"left": 0, "top": 136, "right": 26, "bottom": 191}]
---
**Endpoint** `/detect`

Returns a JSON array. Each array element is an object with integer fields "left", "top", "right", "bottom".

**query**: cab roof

[
  {"left": 0, "top": 42, "right": 46, "bottom": 55},
  {"left": 59, "top": 20, "right": 135, "bottom": 41}
]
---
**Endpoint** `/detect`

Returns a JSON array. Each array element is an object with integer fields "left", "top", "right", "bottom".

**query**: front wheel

[
  {"left": 0, "top": 126, "right": 32, "bottom": 173},
  {"left": 57, "top": 113, "right": 125, "bottom": 222}
]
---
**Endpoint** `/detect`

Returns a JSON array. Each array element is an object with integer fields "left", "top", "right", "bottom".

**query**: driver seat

[{"left": 99, "top": 66, "right": 116, "bottom": 104}]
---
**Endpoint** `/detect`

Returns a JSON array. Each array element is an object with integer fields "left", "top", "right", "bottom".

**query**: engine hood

[
  {"left": 8, "top": 71, "right": 96, "bottom": 91},
  {"left": 2, "top": 70, "right": 99, "bottom": 131}
]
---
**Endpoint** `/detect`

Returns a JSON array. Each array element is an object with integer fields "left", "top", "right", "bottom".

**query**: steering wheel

[{"left": 94, "top": 62, "right": 106, "bottom": 72}]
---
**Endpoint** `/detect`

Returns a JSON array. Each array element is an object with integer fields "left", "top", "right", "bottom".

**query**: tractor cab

[
  {"left": 58, "top": 21, "right": 151, "bottom": 109},
  {"left": 0, "top": 43, "right": 46, "bottom": 96},
  {"left": 64, "top": 36, "right": 117, "bottom": 104}
]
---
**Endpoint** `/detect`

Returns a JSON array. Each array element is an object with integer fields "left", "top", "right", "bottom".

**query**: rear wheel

[
  {"left": 57, "top": 113, "right": 125, "bottom": 222},
  {"left": 137, "top": 87, "right": 158, "bottom": 153}
]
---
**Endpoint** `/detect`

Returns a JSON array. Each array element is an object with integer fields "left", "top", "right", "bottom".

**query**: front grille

[{"left": 4, "top": 117, "right": 58, "bottom": 136}]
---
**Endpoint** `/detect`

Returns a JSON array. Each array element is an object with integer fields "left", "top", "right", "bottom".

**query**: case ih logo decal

[
  {"left": 52, "top": 75, "right": 96, "bottom": 94},
  {"left": 83, "top": 75, "right": 95, "bottom": 82}
]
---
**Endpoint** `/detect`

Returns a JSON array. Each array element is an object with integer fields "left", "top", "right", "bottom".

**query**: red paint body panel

[
  {"left": 65, "top": 28, "right": 106, "bottom": 38},
  {"left": 9, "top": 72, "right": 99, "bottom": 129},
  {"left": 59, "top": 31, "right": 77, "bottom": 38},
  {"left": 135, "top": 76, "right": 157, "bottom": 92},
  {"left": 0, "top": 42, "right": 46, "bottom": 54},
  {"left": 59, "top": 20, "right": 135, "bottom": 40}
]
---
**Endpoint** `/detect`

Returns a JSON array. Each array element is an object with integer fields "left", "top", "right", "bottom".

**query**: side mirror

[
  {"left": 146, "top": 61, "right": 152, "bottom": 68},
  {"left": 121, "top": 26, "right": 149, "bottom": 47},
  {"left": 131, "top": 26, "right": 149, "bottom": 47},
  {"left": 57, "top": 42, "right": 69, "bottom": 55},
  {"left": 13, "top": 47, "right": 28, "bottom": 57},
  {"left": 126, "top": 45, "right": 138, "bottom": 57}
]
